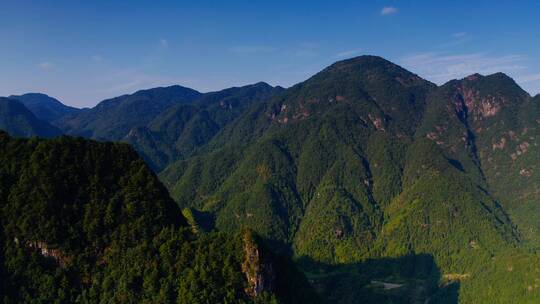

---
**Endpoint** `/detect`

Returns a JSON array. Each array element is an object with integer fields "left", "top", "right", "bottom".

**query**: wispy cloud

[
  {"left": 159, "top": 38, "right": 169, "bottom": 48},
  {"left": 400, "top": 52, "right": 526, "bottom": 84},
  {"left": 518, "top": 73, "right": 540, "bottom": 84},
  {"left": 400, "top": 52, "right": 540, "bottom": 94},
  {"left": 290, "top": 42, "right": 320, "bottom": 58},
  {"left": 381, "top": 6, "right": 398, "bottom": 16},
  {"left": 38, "top": 62, "right": 54, "bottom": 70},
  {"left": 229, "top": 46, "right": 276, "bottom": 54},
  {"left": 334, "top": 49, "right": 363, "bottom": 59},
  {"left": 452, "top": 32, "right": 467, "bottom": 38},
  {"left": 102, "top": 69, "right": 181, "bottom": 93}
]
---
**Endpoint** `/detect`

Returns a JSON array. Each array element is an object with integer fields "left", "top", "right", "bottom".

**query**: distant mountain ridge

[
  {"left": 0, "top": 97, "right": 61, "bottom": 137},
  {"left": 125, "top": 82, "right": 283, "bottom": 170},
  {"left": 9, "top": 93, "right": 80, "bottom": 123},
  {"left": 56, "top": 85, "right": 203, "bottom": 140}
]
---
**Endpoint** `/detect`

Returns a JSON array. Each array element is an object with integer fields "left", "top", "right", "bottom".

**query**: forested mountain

[
  {"left": 56, "top": 85, "right": 202, "bottom": 140},
  {"left": 0, "top": 132, "right": 317, "bottom": 303},
  {"left": 159, "top": 56, "right": 540, "bottom": 303},
  {"left": 0, "top": 98, "right": 61, "bottom": 137},
  {"left": 51, "top": 83, "right": 281, "bottom": 171},
  {"left": 3, "top": 55, "right": 540, "bottom": 303},
  {"left": 8, "top": 93, "right": 80, "bottom": 123},
  {"left": 125, "top": 82, "right": 283, "bottom": 170}
]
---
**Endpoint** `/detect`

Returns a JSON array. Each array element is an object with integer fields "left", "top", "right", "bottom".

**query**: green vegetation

[
  {"left": 0, "top": 98, "right": 61, "bottom": 138},
  {"left": 161, "top": 56, "right": 540, "bottom": 303},
  {"left": 0, "top": 132, "right": 317, "bottom": 303},
  {"left": 126, "top": 82, "right": 281, "bottom": 171},
  {"left": 57, "top": 85, "right": 202, "bottom": 140},
  {"left": 8, "top": 93, "right": 80, "bottom": 123},
  {"left": 4, "top": 55, "right": 540, "bottom": 303}
]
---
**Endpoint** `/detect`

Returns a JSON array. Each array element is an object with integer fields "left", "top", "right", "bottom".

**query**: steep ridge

[
  {"left": 125, "top": 82, "right": 282, "bottom": 171},
  {"left": 162, "top": 56, "right": 436, "bottom": 247},
  {"left": 418, "top": 73, "right": 540, "bottom": 248},
  {"left": 0, "top": 132, "right": 317, "bottom": 303},
  {"left": 9, "top": 93, "right": 80, "bottom": 123},
  {"left": 0, "top": 97, "right": 61, "bottom": 137},
  {"left": 160, "top": 56, "right": 540, "bottom": 303}
]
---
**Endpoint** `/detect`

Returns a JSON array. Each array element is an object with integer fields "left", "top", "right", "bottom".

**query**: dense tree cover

[
  {"left": 125, "top": 82, "right": 282, "bottom": 171},
  {"left": 4, "top": 55, "right": 540, "bottom": 303},
  {"left": 161, "top": 56, "right": 540, "bottom": 303},
  {"left": 56, "top": 85, "right": 202, "bottom": 140},
  {"left": 8, "top": 93, "right": 81, "bottom": 123},
  {"left": 0, "top": 98, "right": 61, "bottom": 138},
  {"left": 47, "top": 82, "right": 281, "bottom": 172},
  {"left": 0, "top": 132, "right": 317, "bottom": 303}
]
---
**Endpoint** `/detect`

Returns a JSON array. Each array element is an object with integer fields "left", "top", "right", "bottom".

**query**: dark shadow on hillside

[{"left": 295, "top": 254, "right": 459, "bottom": 304}]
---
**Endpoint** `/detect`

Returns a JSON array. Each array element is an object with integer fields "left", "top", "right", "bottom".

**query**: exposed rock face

[
  {"left": 16, "top": 238, "right": 71, "bottom": 267},
  {"left": 454, "top": 86, "right": 503, "bottom": 122},
  {"left": 241, "top": 231, "right": 275, "bottom": 297},
  {"left": 368, "top": 114, "right": 385, "bottom": 131}
]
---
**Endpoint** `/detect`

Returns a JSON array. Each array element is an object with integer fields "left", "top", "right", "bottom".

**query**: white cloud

[
  {"left": 229, "top": 46, "right": 276, "bottom": 54},
  {"left": 334, "top": 49, "right": 363, "bottom": 59},
  {"left": 400, "top": 52, "right": 526, "bottom": 84},
  {"left": 160, "top": 38, "right": 169, "bottom": 48},
  {"left": 399, "top": 52, "right": 540, "bottom": 95},
  {"left": 38, "top": 62, "right": 54, "bottom": 70},
  {"left": 381, "top": 6, "right": 398, "bottom": 16},
  {"left": 102, "top": 69, "right": 174, "bottom": 93},
  {"left": 517, "top": 73, "right": 540, "bottom": 84}
]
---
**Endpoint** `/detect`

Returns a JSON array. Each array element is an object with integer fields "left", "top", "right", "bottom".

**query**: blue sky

[{"left": 1, "top": 0, "right": 540, "bottom": 107}]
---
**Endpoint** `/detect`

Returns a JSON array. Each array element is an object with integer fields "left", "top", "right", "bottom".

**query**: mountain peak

[
  {"left": 456, "top": 71, "right": 528, "bottom": 99},
  {"left": 0, "top": 97, "right": 61, "bottom": 137},
  {"left": 317, "top": 55, "right": 434, "bottom": 89},
  {"left": 9, "top": 93, "right": 67, "bottom": 107},
  {"left": 132, "top": 85, "right": 202, "bottom": 100},
  {"left": 327, "top": 55, "right": 405, "bottom": 73},
  {"left": 8, "top": 93, "right": 79, "bottom": 122},
  {"left": 463, "top": 73, "right": 483, "bottom": 81},
  {"left": 461, "top": 72, "right": 519, "bottom": 85}
]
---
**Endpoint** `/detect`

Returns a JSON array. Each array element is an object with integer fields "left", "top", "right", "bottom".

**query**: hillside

[
  {"left": 0, "top": 98, "right": 61, "bottom": 137},
  {"left": 3, "top": 55, "right": 540, "bottom": 303},
  {"left": 9, "top": 93, "right": 80, "bottom": 123},
  {"left": 51, "top": 83, "right": 280, "bottom": 171},
  {"left": 0, "top": 132, "right": 317, "bottom": 303},
  {"left": 57, "top": 85, "right": 202, "bottom": 140},
  {"left": 160, "top": 56, "right": 540, "bottom": 303},
  {"left": 125, "top": 82, "right": 283, "bottom": 170}
]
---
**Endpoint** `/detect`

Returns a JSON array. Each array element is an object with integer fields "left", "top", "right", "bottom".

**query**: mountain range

[{"left": 2, "top": 55, "right": 540, "bottom": 303}]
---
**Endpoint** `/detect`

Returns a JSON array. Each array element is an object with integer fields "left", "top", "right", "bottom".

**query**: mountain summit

[
  {"left": 0, "top": 97, "right": 61, "bottom": 137},
  {"left": 8, "top": 93, "right": 80, "bottom": 123}
]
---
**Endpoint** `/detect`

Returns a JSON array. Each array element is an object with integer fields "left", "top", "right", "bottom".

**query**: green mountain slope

[
  {"left": 160, "top": 56, "right": 540, "bottom": 303},
  {"left": 0, "top": 98, "right": 61, "bottom": 137},
  {"left": 163, "top": 56, "right": 434, "bottom": 245},
  {"left": 9, "top": 93, "right": 80, "bottom": 123},
  {"left": 57, "top": 85, "right": 202, "bottom": 140},
  {"left": 0, "top": 132, "right": 318, "bottom": 303},
  {"left": 416, "top": 73, "right": 540, "bottom": 248},
  {"left": 126, "top": 82, "right": 282, "bottom": 171}
]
